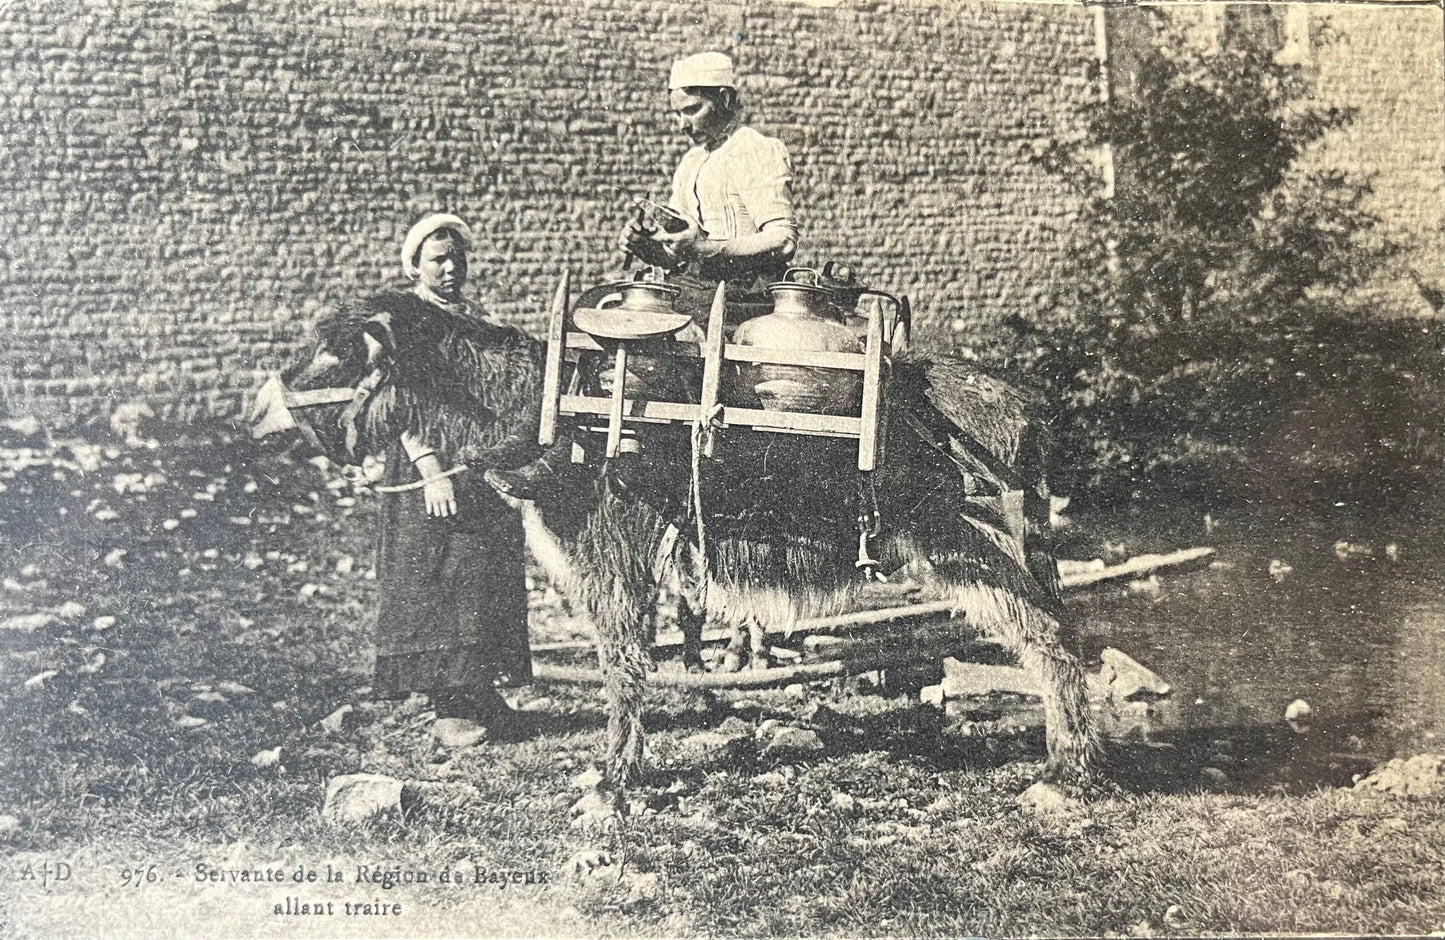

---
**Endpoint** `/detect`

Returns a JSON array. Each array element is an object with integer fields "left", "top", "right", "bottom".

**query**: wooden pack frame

[{"left": 538, "top": 276, "right": 903, "bottom": 471}]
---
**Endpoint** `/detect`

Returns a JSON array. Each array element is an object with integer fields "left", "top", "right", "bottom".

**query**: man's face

[
  {"left": 415, "top": 234, "right": 468, "bottom": 302},
  {"left": 670, "top": 88, "right": 731, "bottom": 147}
]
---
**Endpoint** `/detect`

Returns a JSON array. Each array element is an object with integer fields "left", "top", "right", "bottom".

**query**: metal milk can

[{"left": 733, "top": 268, "right": 863, "bottom": 414}]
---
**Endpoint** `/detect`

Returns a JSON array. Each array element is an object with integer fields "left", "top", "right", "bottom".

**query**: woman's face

[{"left": 415, "top": 233, "right": 468, "bottom": 301}]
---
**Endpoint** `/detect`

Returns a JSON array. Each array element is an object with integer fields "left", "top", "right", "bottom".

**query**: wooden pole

[
  {"left": 533, "top": 639, "right": 956, "bottom": 690},
  {"left": 698, "top": 282, "right": 727, "bottom": 458},
  {"left": 605, "top": 344, "right": 628, "bottom": 458},
  {"left": 858, "top": 298, "right": 885, "bottom": 471},
  {"left": 539, "top": 272, "right": 569, "bottom": 446}
]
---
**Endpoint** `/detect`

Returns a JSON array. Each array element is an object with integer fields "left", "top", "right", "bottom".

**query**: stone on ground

[
  {"left": 23, "top": 670, "right": 59, "bottom": 691},
  {"left": 1, "top": 613, "right": 59, "bottom": 647},
  {"left": 1099, "top": 647, "right": 1171, "bottom": 699},
  {"left": 570, "top": 789, "right": 619, "bottom": 832},
  {"left": 322, "top": 773, "right": 404, "bottom": 823},
  {"left": 676, "top": 729, "right": 748, "bottom": 765},
  {"left": 1018, "top": 781, "right": 1076, "bottom": 815},
  {"left": 1354, "top": 754, "right": 1444, "bottom": 799},
  {"left": 762, "top": 726, "right": 824, "bottom": 757},
  {"left": 571, "top": 766, "right": 604, "bottom": 791},
  {"left": 941, "top": 657, "right": 1039, "bottom": 697},
  {"left": 431, "top": 717, "right": 487, "bottom": 748},
  {"left": 250, "top": 747, "right": 283, "bottom": 769},
  {"left": 319, "top": 704, "right": 356, "bottom": 734},
  {"left": 564, "top": 849, "right": 616, "bottom": 881}
]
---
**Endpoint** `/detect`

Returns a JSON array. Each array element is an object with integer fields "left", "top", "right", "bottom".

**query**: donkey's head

[{"left": 248, "top": 307, "right": 397, "bottom": 463}]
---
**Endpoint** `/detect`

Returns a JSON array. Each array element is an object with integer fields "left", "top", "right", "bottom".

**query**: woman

[{"left": 366, "top": 213, "right": 532, "bottom": 743}]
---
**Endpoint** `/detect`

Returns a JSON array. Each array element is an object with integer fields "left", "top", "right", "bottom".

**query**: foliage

[{"left": 1001, "top": 13, "right": 1432, "bottom": 501}]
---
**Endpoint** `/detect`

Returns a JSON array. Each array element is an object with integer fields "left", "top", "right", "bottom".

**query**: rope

[
  {"left": 688, "top": 404, "right": 723, "bottom": 608},
  {"left": 373, "top": 464, "right": 469, "bottom": 493}
]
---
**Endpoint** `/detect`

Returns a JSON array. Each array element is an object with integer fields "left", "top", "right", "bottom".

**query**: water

[{"left": 1068, "top": 502, "right": 1445, "bottom": 773}]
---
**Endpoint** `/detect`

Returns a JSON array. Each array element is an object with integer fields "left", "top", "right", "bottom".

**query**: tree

[{"left": 1006, "top": 12, "right": 1419, "bottom": 501}]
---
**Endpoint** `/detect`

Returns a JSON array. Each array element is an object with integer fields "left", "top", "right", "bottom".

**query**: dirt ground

[{"left": 1, "top": 423, "right": 1442, "bottom": 939}]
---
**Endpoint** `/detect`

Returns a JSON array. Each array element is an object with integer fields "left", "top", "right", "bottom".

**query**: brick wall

[{"left": 0, "top": 0, "right": 1099, "bottom": 425}]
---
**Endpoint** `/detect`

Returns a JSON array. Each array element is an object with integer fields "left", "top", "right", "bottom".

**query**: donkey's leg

[
  {"left": 943, "top": 583, "right": 1100, "bottom": 782},
  {"left": 1025, "top": 630, "right": 1100, "bottom": 783},
  {"left": 746, "top": 615, "right": 773, "bottom": 670},
  {"left": 665, "top": 540, "right": 707, "bottom": 674},
  {"left": 719, "top": 623, "right": 748, "bottom": 673},
  {"left": 570, "top": 489, "right": 668, "bottom": 796}
]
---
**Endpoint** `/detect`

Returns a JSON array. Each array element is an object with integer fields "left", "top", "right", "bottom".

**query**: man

[
  {"left": 489, "top": 52, "right": 801, "bottom": 501},
  {"left": 623, "top": 51, "right": 801, "bottom": 292}
]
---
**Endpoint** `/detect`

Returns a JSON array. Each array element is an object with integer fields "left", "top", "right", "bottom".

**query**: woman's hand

[
  {"left": 652, "top": 216, "right": 709, "bottom": 262},
  {"left": 423, "top": 475, "right": 457, "bottom": 517},
  {"left": 413, "top": 453, "right": 457, "bottom": 518}
]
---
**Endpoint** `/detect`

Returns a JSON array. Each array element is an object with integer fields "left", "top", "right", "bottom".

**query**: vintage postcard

[{"left": 0, "top": 0, "right": 1441, "bottom": 937}]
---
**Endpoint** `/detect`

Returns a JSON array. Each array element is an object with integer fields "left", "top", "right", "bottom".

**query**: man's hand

[{"left": 619, "top": 218, "right": 675, "bottom": 269}]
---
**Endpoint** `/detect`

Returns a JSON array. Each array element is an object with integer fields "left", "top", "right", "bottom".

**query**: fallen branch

[
  {"left": 1059, "top": 547, "right": 1216, "bottom": 592},
  {"left": 532, "top": 640, "right": 950, "bottom": 690},
  {"left": 530, "top": 598, "right": 966, "bottom": 657}
]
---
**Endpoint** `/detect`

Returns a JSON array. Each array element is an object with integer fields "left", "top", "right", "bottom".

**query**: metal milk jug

[{"left": 733, "top": 268, "right": 863, "bottom": 414}]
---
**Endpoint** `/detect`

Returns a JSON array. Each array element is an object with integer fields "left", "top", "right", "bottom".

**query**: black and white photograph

[{"left": 0, "top": 0, "right": 1441, "bottom": 936}]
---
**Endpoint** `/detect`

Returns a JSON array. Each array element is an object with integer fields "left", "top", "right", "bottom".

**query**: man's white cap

[{"left": 669, "top": 52, "right": 736, "bottom": 91}]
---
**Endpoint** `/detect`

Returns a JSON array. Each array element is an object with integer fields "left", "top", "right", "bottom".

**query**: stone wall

[
  {"left": 0, "top": 0, "right": 1099, "bottom": 424},
  {"left": 1308, "top": 3, "right": 1445, "bottom": 315}
]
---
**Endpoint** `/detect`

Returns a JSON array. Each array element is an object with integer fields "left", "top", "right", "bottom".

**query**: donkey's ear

[{"left": 361, "top": 333, "right": 384, "bottom": 366}]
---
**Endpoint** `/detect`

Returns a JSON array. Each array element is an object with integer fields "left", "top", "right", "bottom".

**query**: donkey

[{"left": 250, "top": 281, "right": 1100, "bottom": 802}]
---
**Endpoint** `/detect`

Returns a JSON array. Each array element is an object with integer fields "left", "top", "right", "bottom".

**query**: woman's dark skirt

[{"left": 372, "top": 452, "right": 532, "bottom": 696}]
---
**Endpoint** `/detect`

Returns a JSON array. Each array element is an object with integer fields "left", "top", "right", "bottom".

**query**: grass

[{"left": 0, "top": 423, "right": 1442, "bottom": 938}]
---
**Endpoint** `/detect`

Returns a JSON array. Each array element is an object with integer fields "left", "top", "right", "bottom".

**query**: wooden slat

[
  {"left": 561, "top": 394, "right": 698, "bottom": 422},
  {"left": 1060, "top": 546, "right": 1216, "bottom": 592},
  {"left": 559, "top": 395, "right": 864, "bottom": 439},
  {"left": 564, "top": 333, "right": 868, "bottom": 373},
  {"left": 566, "top": 332, "right": 701, "bottom": 357},
  {"left": 857, "top": 299, "right": 885, "bottom": 471},
  {"left": 533, "top": 640, "right": 946, "bottom": 690},
  {"left": 719, "top": 406, "right": 861, "bottom": 436},
  {"left": 564, "top": 332, "right": 606, "bottom": 352},
  {"left": 723, "top": 344, "right": 866, "bottom": 371},
  {"left": 538, "top": 272, "right": 570, "bottom": 446}
]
